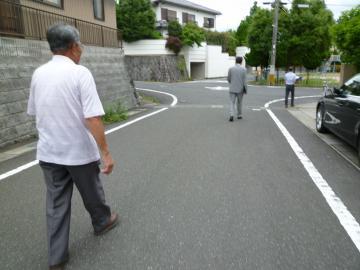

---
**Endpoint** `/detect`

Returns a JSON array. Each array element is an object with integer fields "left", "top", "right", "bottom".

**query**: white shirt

[
  {"left": 285, "top": 71, "right": 297, "bottom": 85},
  {"left": 27, "top": 55, "right": 105, "bottom": 165}
]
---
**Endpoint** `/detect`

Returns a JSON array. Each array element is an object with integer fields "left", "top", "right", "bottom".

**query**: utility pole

[{"left": 269, "top": 0, "right": 280, "bottom": 85}]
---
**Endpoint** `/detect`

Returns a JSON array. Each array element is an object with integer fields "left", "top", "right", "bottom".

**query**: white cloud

[{"left": 189, "top": 0, "right": 359, "bottom": 31}]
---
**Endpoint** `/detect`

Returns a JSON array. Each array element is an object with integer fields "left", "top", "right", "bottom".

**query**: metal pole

[{"left": 269, "top": 0, "right": 279, "bottom": 85}]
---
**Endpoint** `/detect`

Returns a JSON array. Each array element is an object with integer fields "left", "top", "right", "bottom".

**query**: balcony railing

[{"left": 0, "top": 0, "right": 122, "bottom": 48}]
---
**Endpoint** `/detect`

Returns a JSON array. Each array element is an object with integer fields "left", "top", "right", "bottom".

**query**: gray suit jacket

[{"left": 227, "top": 64, "right": 247, "bottom": 94}]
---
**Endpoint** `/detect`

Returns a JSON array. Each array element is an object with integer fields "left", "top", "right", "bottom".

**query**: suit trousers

[
  {"left": 39, "top": 160, "right": 111, "bottom": 266},
  {"left": 229, "top": 92, "right": 244, "bottom": 117},
  {"left": 285, "top": 84, "right": 295, "bottom": 106}
]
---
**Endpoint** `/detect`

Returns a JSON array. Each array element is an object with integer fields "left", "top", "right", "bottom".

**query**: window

[
  {"left": 182, "top": 12, "right": 195, "bottom": 24},
  {"left": 33, "top": 0, "right": 62, "bottom": 8},
  {"left": 93, "top": 0, "right": 104, "bottom": 21},
  {"left": 203, "top": 17, "right": 214, "bottom": 28},
  {"left": 343, "top": 74, "right": 360, "bottom": 96},
  {"left": 161, "top": 8, "right": 177, "bottom": 22}
]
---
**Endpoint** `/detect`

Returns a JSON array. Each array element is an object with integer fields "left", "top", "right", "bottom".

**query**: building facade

[
  {"left": 152, "top": 0, "right": 221, "bottom": 31},
  {"left": 0, "top": 0, "right": 120, "bottom": 47}
]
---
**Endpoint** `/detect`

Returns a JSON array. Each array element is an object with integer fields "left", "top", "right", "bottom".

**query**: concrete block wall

[{"left": 0, "top": 37, "right": 136, "bottom": 149}]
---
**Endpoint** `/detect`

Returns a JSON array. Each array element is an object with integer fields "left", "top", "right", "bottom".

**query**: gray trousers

[
  {"left": 229, "top": 92, "right": 244, "bottom": 117},
  {"left": 285, "top": 84, "right": 295, "bottom": 106},
  {"left": 39, "top": 161, "right": 111, "bottom": 266}
]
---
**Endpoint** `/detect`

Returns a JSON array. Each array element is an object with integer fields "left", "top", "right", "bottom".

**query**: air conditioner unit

[{"left": 156, "top": 20, "right": 168, "bottom": 28}]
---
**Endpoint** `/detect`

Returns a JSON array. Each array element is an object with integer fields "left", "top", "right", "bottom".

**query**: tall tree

[
  {"left": 288, "top": 0, "right": 333, "bottom": 70},
  {"left": 245, "top": 8, "right": 273, "bottom": 68},
  {"left": 235, "top": 1, "right": 260, "bottom": 46},
  {"left": 332, "top": 5, "right": 360, "bottom": 70},
  {"left": 117, "top": 0, "right": 159, "bottom": 42}
]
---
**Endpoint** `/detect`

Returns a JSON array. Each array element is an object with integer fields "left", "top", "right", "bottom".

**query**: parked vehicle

[{"left": 316, "top": 73, "right": 360, "bottom": 162}]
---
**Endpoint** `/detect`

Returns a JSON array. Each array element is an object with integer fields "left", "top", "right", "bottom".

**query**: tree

[
  {"left": 332, "top": 5, "right": 360, "bottom": 70},
  {"left": 116, "top": 0, "right": 159, "bottom": 42},
  {"left": 245, "top": 8, "right": 273, "bottom": 68},
  {"left": 181, "top": 22, "right": 205, "bottom": 47},
  {"left": 287, "top": 0, "right": 333, "bottom": 70},
  {"left": 235, "top": 1, "right": 260, "bottom": 46}
]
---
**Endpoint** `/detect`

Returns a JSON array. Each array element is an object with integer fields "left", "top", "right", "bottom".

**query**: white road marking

[
  {"left": 0, "top": 88, "right": 178, "bottom": 182},
  {"left": 205, "top": 86, "right": 229, "bottom": 91},
  {"left": 265, "top": 95, "right": 360, "bottom": 253}
]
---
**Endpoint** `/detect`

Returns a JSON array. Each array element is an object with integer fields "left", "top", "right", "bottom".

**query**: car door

[
  {"left": 336, "top": 74, "right": 360, "bottom": 147},
  {"left": 322, "top": 87, "right": 342, "bottom": 134}
]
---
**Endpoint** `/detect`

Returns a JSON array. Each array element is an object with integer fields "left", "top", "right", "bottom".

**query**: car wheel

[{"left": 316, "top": 104, "right": 327, "bottom": 133}]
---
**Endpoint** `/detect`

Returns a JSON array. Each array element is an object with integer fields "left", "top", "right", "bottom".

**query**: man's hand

[
  {"left": 85, "top": 116, "right": 114, "bottom": 175},
  {"left": 101, "top": 152, "right": 114, "bottom": 175}
]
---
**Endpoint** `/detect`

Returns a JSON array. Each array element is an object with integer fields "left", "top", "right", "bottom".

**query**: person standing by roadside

[
  {"left": 27, "top": 24, "right": 118, "bottom": 270},
  {"left": 284, "top": 67, "right": 298, "bottom": 108},
  {"left": 227, "top": 56, "right": 248, "bottom": 121}
]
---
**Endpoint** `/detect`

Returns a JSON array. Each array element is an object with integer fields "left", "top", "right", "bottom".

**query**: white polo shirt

[
  {"left": 27, "top": 55, "right": 105, "bottom": 165},
  {"left": 285, "top": 71, "right": 297, "bottom": 85}
]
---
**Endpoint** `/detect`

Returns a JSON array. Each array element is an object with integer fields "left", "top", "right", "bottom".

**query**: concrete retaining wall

[{"left": 0, "top": 37, "right": 136, "bottom": 149}]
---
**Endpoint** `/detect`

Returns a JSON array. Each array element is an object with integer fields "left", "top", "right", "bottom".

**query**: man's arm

[
  {"left": 85, "top": 116, "right": 114, "bottom": 175},
  {"left": 227, "top": 68, "right": 231, "bottom": 83}
]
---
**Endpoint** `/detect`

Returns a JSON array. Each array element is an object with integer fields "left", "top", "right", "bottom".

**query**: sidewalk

[{"left": 289, "top": 103, "right": 360, "bottom": 169}]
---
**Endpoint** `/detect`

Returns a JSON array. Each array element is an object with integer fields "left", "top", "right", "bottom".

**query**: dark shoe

[
  {"left": 237, "top": 116, "right": 242, "bottom": 119},
  {"left": 49, "top": 262, "right": 66, "bottom": 270},
  {"left": 94, "top": 213, "right": 119, "bottom": 236},
  {"left": 229, "top": 116, "right": 234, "bottom": 122},
  {"left": 49, "top": 257, "right": 68, "bottom": 270}
]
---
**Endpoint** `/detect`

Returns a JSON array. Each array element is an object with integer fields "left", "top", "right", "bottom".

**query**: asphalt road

[{"left": 0, "top": 80, "right": 360, "bottom": 270}]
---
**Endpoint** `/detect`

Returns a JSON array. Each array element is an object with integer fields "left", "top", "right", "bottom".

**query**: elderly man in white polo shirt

[
  {"left": 284, "top": 67, "right": 298, "bottom": 108},
  {"left": 27, "top": 24, "right": 118, "bottom": 270}
]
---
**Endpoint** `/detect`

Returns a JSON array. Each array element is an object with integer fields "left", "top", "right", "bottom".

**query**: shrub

[
  {"left": 102, "top": 102, "right": 128, "bottom": 124},
  {"left": 166, "top": 36, "right": 183, "bottom": 55},
  {"left": 181, "top": 22, "right": 205, "bottom": 47},
  {"left": 168, "top": 20, "right": 183, "bottom": 37}
]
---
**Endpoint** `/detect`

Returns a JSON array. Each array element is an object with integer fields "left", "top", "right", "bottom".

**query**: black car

[{"left": 316, "top": 73, "right": 360, "bottom": 162}]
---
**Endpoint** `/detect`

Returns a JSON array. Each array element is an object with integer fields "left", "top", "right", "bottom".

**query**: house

[
  {"left": 152, "top": 0, "right": 221, "bottom": 31},
  {"left": 0, "top": 0, "right": 121, "bottom": 47}
]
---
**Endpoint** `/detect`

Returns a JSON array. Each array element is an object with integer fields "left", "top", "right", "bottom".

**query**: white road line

[
  {"left": 0, "top": 88, "right": 178, "bottom": 182},
  {"left": 137, "top": 87, "right": 178, "bottom": 107},
  {"left": 265, "top": 96, "right": 360, "bottom": 253}
]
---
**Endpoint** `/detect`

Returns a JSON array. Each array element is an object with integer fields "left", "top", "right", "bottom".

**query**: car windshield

[{"left": 343, "top": 73, "right": 360, "bottom": 96}]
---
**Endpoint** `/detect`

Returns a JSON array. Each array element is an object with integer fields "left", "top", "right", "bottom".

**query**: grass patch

[{"left": 102, "top": 102, "right": 128, "bottom": 124}]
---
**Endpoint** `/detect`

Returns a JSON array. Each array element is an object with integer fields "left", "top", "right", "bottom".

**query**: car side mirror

[{"left": 333, "top": 87, "right": 342, "bottom": 95}]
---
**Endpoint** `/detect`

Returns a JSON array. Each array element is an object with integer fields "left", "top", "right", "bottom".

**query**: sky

[{"left": 189, "top": 0, "right": 359, "bottom": 31}]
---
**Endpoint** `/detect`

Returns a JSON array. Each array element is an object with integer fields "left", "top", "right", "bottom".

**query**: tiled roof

[{"left": 153, "top": 0, "right": 222, "bottom": 15}]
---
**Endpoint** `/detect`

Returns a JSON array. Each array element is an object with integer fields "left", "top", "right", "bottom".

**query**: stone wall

[
  {"left": 0, "top": 37, "right": 136, "bottom": 149},
  {"left": 125, "top": 55, "right": 189, "bottom": 82}
]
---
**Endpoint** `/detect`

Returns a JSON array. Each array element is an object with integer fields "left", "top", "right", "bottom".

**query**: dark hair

[
  {"left": 288, "top": 67, "right": 293, "bottom": 71},
  {"left": 46, "top": 23, "right": 80, "bottom": 53},
  {"left": 236, "top": 56, "right": 243, "bottom": 64}
]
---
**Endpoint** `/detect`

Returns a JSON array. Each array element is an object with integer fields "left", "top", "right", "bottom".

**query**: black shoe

[
  {"left": 237, "top": 116, "right": 242, "bottom": 119},
  {"left": 229, "top": 116, "right": 234, "bottom": 122}
]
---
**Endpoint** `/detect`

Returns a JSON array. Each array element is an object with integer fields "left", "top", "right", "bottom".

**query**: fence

[{"left": 0, "top": 0, "right": 122, "bottom": 48}]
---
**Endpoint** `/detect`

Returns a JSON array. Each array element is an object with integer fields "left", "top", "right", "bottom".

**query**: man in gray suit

[{"left": 227, "top": 57, "right": 248, "bottom": 121}]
